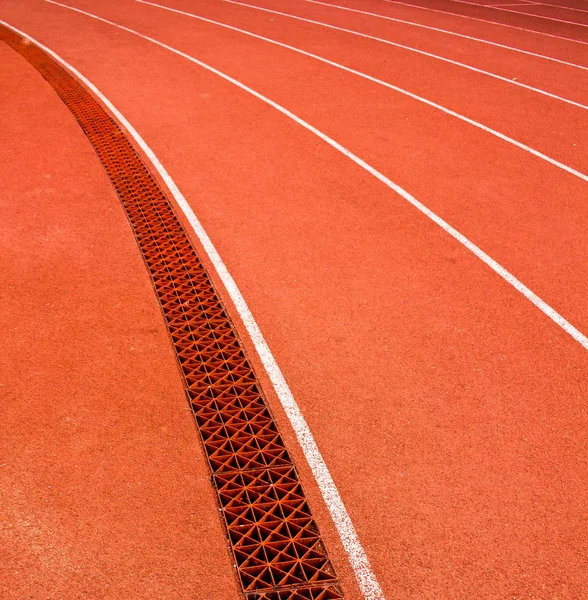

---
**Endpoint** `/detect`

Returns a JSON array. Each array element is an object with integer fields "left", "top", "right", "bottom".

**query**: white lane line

[
  {"left": 4, "top": 12, "right": 385, "bottom": 600},
  {"left": 529, "top": 2, "right": 588, "bottom": 13},
  {"left": 443, "top": 0, "right": 588, "bottom": 26},
  {"left": 8, "top": 1, "right": 588, "bottom": 595},
  {"left": 135, "top": 0, "right": 588, "bottom": 182},
  {"left": 486, "top": 3, "right": 542, "bottom": 6},
  {"left": 305, "top": 0, "right": 588, "bottom": 66},
  {"left": 37, "top": 1, "right": 588, "bottom": 354},
  {"left": 28, "top": 0, "right": 588, "bottom": 584},
  {"left": 382, "top": 0, "right": 588, "bottom": 44},
  {"left": 15, "top": 9, "right": 588, "bottom": 594},
  {"left": 222, "top": 0, "right": 587, "bottom": 109}
]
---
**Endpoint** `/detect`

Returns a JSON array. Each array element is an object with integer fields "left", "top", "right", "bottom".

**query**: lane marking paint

[
  {"left": 133, "top": 0, "right": 588, "bottom": 182},
  {"left": 486, "top": 2, "right": 546, "bottom": 5},
  {"left": 304, "top": 0, "right": 588, "bottom": 63},
  {"left": 441, "top": 0, "right": 588, "bottom": 26},
  {"left": 222, "top": 0, "right": 587, "bottom": 109},
  {"left": 384, "top": 0, "right": 588, "bottom": 39},
  {"left": 3, "top": 13, "right": 385, "bottom": 600},
  {"left": 374, "top": 0, "right": 588, "bottom": 44},
  {"left": 528, "top": 2, "right": 588, "bottom": 13},
  {"left": 21, "top": 4, "right": 588, "bottom": 587},
  {"left": 39, "top": 6, "right": 588, "bottom": 352},
  {"left": 383, "top": 0, "right": 588, "bottom": 43}
]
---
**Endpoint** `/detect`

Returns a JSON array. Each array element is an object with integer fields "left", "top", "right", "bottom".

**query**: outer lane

[
  {"left": 240, "top": 0, "right": 588, "bottom": 95},
  {"left": 151, "top": 0, "right": 588, "bottom": 131},
  {"left": 300, "top": 0, "right": 588, "bottom": 65},
  {"left": 376, "top": 0, "right": 588, "bottom": 39},
  {"left": 1, "top": 0, "right": 586, "bottom": 598},
  {"left": 50, "top": 0, "right": 588, "bottom": 335},
  {"left": 499, "top": 3, "right": 588, "bottom": 24}
]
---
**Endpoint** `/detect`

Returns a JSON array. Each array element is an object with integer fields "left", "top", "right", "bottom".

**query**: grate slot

[{"left": 1, "top": 26, "right": 343, "bottom": 599}]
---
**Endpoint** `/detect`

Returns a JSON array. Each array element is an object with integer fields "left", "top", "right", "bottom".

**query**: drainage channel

[{"left": 1, "top": 24, "right": 343, "bottom": 600}]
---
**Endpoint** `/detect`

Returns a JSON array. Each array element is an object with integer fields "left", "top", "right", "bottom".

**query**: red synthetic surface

[
  {"left": 305, "top": 0, "right": 588, "bottom": 64},
  {"left": 1, "top": 0, "right": 587, "bottom": 598},
  {"left": 369, "top": 0, "right": 588, "bottom": 38}
]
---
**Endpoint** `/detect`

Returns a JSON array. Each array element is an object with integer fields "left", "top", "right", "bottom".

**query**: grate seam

[{"left": 1, "top": 26, "right": 344, "bottom": 600}]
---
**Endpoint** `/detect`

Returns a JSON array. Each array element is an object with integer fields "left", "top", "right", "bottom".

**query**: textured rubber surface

[{"left": 0, "top": 25, "right": 342, "bottom": 600}]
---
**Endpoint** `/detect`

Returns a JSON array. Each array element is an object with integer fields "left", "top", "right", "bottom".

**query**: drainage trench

[{"left": 1, "top": 25, "right": 343, "bottom": 600}]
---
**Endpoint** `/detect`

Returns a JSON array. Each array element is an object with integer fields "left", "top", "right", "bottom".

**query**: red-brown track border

[{"left": 0, "top": 25, "right": 344, "bottom": 600}]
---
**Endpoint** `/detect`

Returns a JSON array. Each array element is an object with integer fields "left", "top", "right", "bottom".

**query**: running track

[{"left": 1, "top": 0, "right": 587, "bottom": 598}]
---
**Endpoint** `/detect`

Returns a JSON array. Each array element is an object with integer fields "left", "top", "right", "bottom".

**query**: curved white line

[
  {"left": 133, "top": 0, "right": 588, "bottom": 182},
  {"left": 37, "top": 6, "right": 588, "bottom": 343},
  {"left": 306, "top": 0, "right": 588, "bottom": 59},
  {"left": 1, "top": 14, "right": 385, "bottom": 600},
  {"left": 444, "top": 0, "right": 588, "bottom": 26},
  {"left": 530, "top": 1, "right": 588, "bottom": 14},
  {"left": 221, "top": 0, "right": 587, "bottom": 109},
  {"left": 382, "top": 0, "right": 588, "bottom": 44},
  {"left": 14, "top": 7, "right": 588, "bottom": 598}
]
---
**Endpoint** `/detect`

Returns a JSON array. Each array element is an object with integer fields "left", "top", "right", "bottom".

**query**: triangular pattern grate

[
  {"left": 0, "top": 26, "right": 343, "bottom": 599},
  {"left": 248, "top": 584, "right": 344, "bottom": 599}
]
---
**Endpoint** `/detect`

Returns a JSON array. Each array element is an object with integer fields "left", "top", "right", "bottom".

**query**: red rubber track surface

[
  {"left": 500, "top": 4, "right": 588, "bottom": 26},
  {"left": 361, "top": 0, "right": 588, "bottom": 39},
  {"left": 1, "top": 0, "right": 587, "bottom": 598},
  {"left": 292, "top": 0, "right": 588, "bottom": 65}
]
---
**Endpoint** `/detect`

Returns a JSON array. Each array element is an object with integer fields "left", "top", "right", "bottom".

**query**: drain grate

[{"left": 1, "top": 25, "right": 343, "bottom": 600}]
